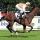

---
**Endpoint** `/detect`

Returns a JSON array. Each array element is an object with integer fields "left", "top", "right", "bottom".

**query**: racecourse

[{"left": 0, "top": 30, "right": 40, "bottom": 40}]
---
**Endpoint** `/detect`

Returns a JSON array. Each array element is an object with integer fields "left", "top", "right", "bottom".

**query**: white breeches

[{"left": 16, "top": 5, "right": 25, "bottom": 12}]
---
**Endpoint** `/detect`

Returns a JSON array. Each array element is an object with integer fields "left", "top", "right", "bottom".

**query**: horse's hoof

[
  {"left": 28, "top": 26, "right": 33, "bottom": 32},
  {"left": 10, "top": 33, "right": 13, "bottom": 36},
  {"left": 28, "top": 28, "right": 32, "bottom": 32},
  {"left": 10, "top": 35, "right": 13, "bottom": 36},
  {"left": 16, "top": 32, "right": 19, "bottom": 35},
  {"left": 28, "top": 30, "right": 31, "bottom": 32}
]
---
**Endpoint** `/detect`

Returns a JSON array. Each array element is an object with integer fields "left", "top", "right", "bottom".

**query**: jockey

[{"left": 15, "top": 2, "right": 31, "bottom": 19}]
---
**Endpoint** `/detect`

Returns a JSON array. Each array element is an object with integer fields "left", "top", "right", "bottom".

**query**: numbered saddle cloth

[{"left": 15, "top": 11, "right": 20, "bottom": 19}]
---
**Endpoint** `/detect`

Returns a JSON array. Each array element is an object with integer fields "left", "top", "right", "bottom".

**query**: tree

[{"left": 0, "top": 0, "right": 40, "bottom": 11}]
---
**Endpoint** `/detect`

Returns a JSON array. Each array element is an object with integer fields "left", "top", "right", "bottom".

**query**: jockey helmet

[{"left": 26, "top": 2, "right": 31, "bottom": 5}]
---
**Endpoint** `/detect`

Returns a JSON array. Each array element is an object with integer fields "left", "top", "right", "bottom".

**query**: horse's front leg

[
  {"left": 11, "top": 22, "right": 19, "bottom": 35},
  {"left": 24, "top": 18, "right": 33, "bottom": 32},
  {"left": 6, "top": 24, "right": 13, "bottom": 33}
]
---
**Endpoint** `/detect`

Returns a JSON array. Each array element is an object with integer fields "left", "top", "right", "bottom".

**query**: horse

[{"left": 1, "top": 7, "right": 40, "bottom": 35}]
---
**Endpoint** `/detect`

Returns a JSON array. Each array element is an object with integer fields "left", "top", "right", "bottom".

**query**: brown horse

[{"left": 1, "top": 7, "right": 40, "bottom": 34}]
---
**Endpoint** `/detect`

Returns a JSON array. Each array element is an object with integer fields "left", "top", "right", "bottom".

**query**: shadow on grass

[
  {"left": 0, "top": 35, "right": 28, "bottom": 38},
  {"left": 0, "top": 34, "right": 37, "bottom": 38}
]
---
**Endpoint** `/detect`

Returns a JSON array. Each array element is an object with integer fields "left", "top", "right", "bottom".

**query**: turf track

[{"left": 0, "top": 30, "right": 40, "bottom": 40}]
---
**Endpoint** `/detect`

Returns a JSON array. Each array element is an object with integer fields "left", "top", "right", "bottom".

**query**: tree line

[{"left": 0, "top": 0, "right": 40, "bottom": 11}]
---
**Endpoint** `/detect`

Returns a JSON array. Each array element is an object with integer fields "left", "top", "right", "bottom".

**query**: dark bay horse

[{"left": 1, "top": 7, "right": 40, "bottom": 35}]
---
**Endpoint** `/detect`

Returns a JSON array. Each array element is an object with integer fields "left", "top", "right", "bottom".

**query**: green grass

[{"left": 0, "top": 30, "right": 40, "bottom": 40}]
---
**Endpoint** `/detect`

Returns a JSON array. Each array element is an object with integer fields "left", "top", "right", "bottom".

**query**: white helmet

[{"left": 26, "top": 2, "right": 30, "bottom": 5}]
